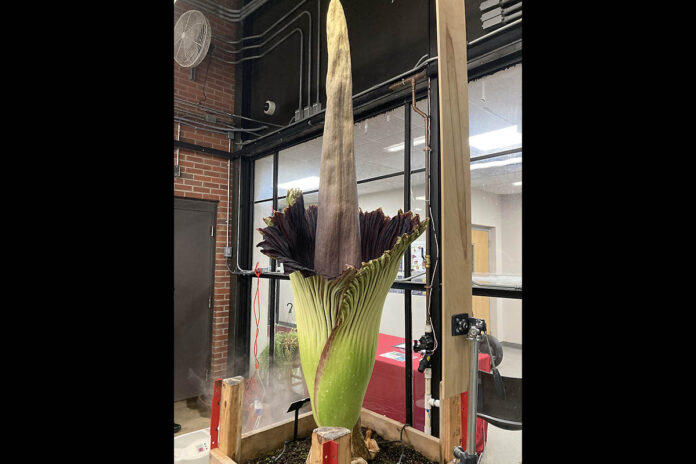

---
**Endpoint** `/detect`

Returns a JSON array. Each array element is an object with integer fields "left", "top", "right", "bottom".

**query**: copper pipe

[{"left": 387, "top": 70, "right": 427, "bottom": 92}]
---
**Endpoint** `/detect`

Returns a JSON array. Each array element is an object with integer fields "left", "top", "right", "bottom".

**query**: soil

[{"left": 245, "top": 428, "right": 437, "bottom": 464}]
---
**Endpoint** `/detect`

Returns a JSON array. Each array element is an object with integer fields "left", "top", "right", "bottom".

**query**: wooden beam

[
  {"left": 210, "top": 448, "right": 238, "bottom": 464},
  {"left": 439, "top": 382, "right": 462, "bottom": 463},
  {"left": 359, "top": 408, "right": 440, "bottom": 463},
  {"left": 239, "top": 411, "right": 317, "bottom": 463},
  {"left": 310, "top": 427, "right": 352, "bottom": 464},
  {"left": 218, "top": 376, "right": 245, "bottom": 462},
  {"left": 435, "top": 0, "right": 473, "bottom": 399},
  {"left": 434, "top": 0, "right": 472, "bottom": 460}
]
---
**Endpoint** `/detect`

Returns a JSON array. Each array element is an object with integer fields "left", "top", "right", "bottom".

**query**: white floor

[{"left": 478, "top": 344, "right": 522, "bottom": 464}]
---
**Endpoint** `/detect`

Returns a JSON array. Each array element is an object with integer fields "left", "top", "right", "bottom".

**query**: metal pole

[
  {"left": 466, "top": 332, "right": 480, "bottom": 454},
  {"left": 403, "top": 101, "right": 413, "bottom": 426}
]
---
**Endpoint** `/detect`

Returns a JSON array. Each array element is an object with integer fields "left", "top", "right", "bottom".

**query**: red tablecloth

[{"left": 363, "top": 333, "right": 490, "bottom": 453}]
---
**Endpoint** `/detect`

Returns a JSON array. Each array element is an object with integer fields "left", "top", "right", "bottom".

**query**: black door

[{"left": 174, "top": 198, "right": 217, "bottom": 401}]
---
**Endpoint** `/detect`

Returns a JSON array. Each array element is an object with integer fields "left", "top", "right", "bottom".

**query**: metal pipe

[
  {"left": 174, "top": 97, "right": 285, "bottom": 128},
  {"left": 227, "top": 138, "right": 231, "bottom": 249},
  {"left": 240, "top": 55, "right": 439, "bottom": 146},
  {"left": 173, "top": 115, "right": 267, "bottom": 134},
  {"left": 215, "top": 11, "right": 310, "bottom": 57},
  {"left": 213, "top": 27, "right": 304, "bottom": 114},
  {"left": 176, "top": 123, "right": 181, "bottom": 166},
  {"left": 215, "top": 9, "right": 312, "bottom": 121},
  {"left": 316, "top": 0, "right": 321, "bottom": 104},
  {"left": 467, "top": 17, "right": 522, "bottom": 46},
  {"left": 183, "top": 0, "right": 268, "bottom": 22},
  {"left": 174, "top": 108, "right": 269, "bottom": 131},
  {"left": 404, "top": 101, "right": 413, "bottom": 427},
  {"left": 212, "top": 0, "right": 308, "bottom": 45},
  {"left": 174, "top": 118, "right": 229, "bottom": 136},
  {"left": 466, "top": 331, "right": 480, "bottom": 454},
  {"left": 424, "top": 365, "right": 432, "bottom": 435}
]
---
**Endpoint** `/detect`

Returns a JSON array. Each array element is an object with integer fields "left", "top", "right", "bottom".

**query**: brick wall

[{"left": 174, "top": 0, "right": 241, "bottom": 382}]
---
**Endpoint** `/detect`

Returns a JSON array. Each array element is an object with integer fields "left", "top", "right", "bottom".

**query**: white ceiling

[{"left": 255, "top": 64, "right": 521, "bottom": 201}]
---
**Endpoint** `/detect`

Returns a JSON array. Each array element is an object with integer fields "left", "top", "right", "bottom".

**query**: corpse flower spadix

[{"left": 256, "top": 0, "right": 427, "bottom": 432}]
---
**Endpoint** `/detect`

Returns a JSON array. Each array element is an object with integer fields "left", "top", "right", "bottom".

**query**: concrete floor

[
  {"left": 174, "top": 396, "right": 211, "bottom": 437},
  {"left": 479, "top": 344, "right": 522, "bottom": 464},
  {"left": 174, "top": 346, "right": 522, "bottom": 462}
]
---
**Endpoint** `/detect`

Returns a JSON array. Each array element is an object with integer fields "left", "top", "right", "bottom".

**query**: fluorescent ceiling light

[
  {"left": 469, "top": 125, "right": 521, "bottom": 151},
  {"left": 279, "top": 176, "right": 320, "bottom": 191},
  {"left": 470, "top": 156, "right": 521, "bottom": 171},
  {"left": 512, "top": 181, "right": 522, "bottom": 186},
  {"left": 415, "top": 195, "right": 425, "bottom": 201},
  {"left": 384, "top": 136, "right": 427, "bottom": 153}
]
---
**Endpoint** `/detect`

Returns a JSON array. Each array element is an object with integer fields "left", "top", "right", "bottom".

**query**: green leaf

[{"left": 290, "top": 220, "right": 427, "bottom": 429}]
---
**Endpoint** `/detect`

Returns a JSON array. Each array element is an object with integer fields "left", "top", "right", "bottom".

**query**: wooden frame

[{"left": 210, "top": 394, "right": 443, "bottom": 464}]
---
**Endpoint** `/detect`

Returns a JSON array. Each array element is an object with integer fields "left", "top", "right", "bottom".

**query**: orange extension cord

[{"left": 252, "top": 262, "right": 261, "bottom": 371}]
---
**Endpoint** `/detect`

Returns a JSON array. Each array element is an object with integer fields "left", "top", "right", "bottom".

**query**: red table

[{"left": 363, "top": 333, "right": 490, "bottom": 453}]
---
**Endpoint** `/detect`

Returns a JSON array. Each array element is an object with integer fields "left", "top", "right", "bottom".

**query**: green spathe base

[{"left": 290, "top": 220, "right": 428, "bottom": 430}]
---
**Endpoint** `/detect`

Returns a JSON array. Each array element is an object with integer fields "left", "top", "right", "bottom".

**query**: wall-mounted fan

[{"left": 174, "top": 10, "right": 212, "bottom": 68}]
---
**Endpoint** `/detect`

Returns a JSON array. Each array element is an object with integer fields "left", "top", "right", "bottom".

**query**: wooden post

[
  {"left": 439, "top": 382, "right": 462, "bottom": 464},
  {"left": 218, "top": 376, "right": 245, "bottom": 462},
  {"left": 434, "top": 0, "right": 472, "bottom": 462},
  {"left": 310, "top": 427, "right": 351, "bottom": 464}
]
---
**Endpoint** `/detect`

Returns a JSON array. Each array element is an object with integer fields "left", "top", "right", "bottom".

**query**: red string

[{"left": 252, "top": 262, "right": 261, "bottom": 370}]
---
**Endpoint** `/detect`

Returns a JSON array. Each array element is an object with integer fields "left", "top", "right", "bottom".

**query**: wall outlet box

[
  {"left": 224, "top": 247, "right": 233, "bottom": 258},
  {"left": 174, "top": 165, "right": 181, "bottom": 177}
]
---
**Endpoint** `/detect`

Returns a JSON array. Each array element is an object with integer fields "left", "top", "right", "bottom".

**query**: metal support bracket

[
  {"left": 322, "top": 440, "right": 338, "bottom": 464},
  {"left": 210, "top": 377, "right": 223, "bottom": 449}
]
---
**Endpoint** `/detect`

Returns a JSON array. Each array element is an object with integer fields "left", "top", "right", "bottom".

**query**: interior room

[{"left": 173, "top": 1, "right": 522, "bottom": 463}]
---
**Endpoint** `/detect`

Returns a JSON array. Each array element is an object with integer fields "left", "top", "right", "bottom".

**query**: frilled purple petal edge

[{"left": 256, "top": 192, "right": 423, "bottom": 279}]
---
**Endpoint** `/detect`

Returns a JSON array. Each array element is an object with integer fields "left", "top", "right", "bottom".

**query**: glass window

[
  {"left": 254, "top": 155, "right": 274, "bottom": 202},
  {"left": 354, "top": 106, "right": 405, "bottom": 180},
  {"left": 468, "top": 65, "right": 522, "bottom": 158},
  {"left": 468, "top": 64, "right": 522, "bottom": 289},
  {"left": 277, "top": 136, "right": 322, "bottom": 198},
  {"left": 244, "top": 84, "right": 522, "bottom": 435}
]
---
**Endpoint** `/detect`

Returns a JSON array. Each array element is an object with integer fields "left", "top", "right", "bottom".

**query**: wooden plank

[
  {"left": 239, "top": 411, "right": 317, "bottom": 463},
  {"left": 218, "top": 376, "right": 244, "bottom": 462},
  {"left": 439, "top": 382, "right": 462, "bottom": 464},
  {"left": 310, "top": 427, "right": 351, "bottom": 464},
  {"left": 209, "top": 448, "right": 238, "bottom": 464},
  {"left": 435, "top": 0, "right": 472, "bottom": 460},
  {"left": 435, "top": 0, "right": 473, "bottom": 400},
  {"left": 359, "top": 408, "right": 440, "bottom": 463}
]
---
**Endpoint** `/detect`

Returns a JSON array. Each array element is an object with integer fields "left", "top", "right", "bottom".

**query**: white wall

[{"left": 498, "top": 193, "right": 522, "bottom": 344}]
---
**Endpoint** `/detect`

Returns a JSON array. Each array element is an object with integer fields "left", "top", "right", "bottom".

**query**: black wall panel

[{"left": 242, "top": 0, "right": 430, "bottom": 128}]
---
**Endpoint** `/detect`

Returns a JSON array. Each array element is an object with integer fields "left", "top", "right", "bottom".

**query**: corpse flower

[{"left": 255, "top": 0, "right": 428, "bottom": 452}]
